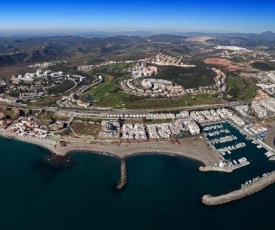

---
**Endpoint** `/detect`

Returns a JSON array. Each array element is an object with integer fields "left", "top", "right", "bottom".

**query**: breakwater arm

[
  {"left": 116, "top": 159, "right": 127, "bottom": 191},
  {"left": 202, "top": 171, "right": 275, "bottom": 206},
  {"left": 199, "top": 166, "right": 233, "bottom": 173}
]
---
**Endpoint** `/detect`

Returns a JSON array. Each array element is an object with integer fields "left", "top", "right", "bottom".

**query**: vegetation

[
  {"left": 116, "top": 93, "right": 219, "bottom": 110},
  {"left": 97, "top": 91, "right": 129, "bottom": 107},
  {"left": 70, "top": 121, "right": 101, "bottom": 137},
  {"left": 73, "top": 117, "right": 103, "bottom": 123},
  {"left": 30, "top": 95, "right": 60, "bottom": 107},
  {"left": 81, "top": 61, "right": 219, "bottom": 108},
  {"left": 92, "top": 63, "right": 134, "bottom": 79},
  {"left": 154, "top": 63, "right": 216, "bottom": 88},
  {"left": 81, "top": 63, "right": 134, "bottom": 106},
  {"left": 82, "top": 74, "right": 116, "bottom": 103},
  {"left": 3, "top": 109, "right": 17, "bottom": 119},
  {"left": 251, "top": 62, "right": 275, "bottom": 71},
  {"left": 47, "top": 80, "right": 75, "bottom": 94},
  {"left": 226, "top": 75, "right": 256, "bottom": 100}
]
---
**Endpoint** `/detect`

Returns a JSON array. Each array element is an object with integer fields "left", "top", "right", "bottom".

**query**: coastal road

[{"left": 3, "top": 100, "right": 250, "bottom": 115}]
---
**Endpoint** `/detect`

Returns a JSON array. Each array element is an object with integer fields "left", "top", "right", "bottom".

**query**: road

[{"left": 3, "top": 100, "right": 251, "bottom": 116}]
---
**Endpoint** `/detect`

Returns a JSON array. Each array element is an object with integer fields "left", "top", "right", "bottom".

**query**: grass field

[
  {"left": 92, "top": 63, "right": 134, "bottom": 79},
  {"left": 83, "top": 74, "right": 116, "bottom": 103},
  {"left": 97, "top": 91, "right": 129, "bottom": 107},
  {"left": 116, "top": 93, "right": 219, "bottom": 109},
  {"left": 82, "top": 63, "right": 134, "bottom": 105},
  {"left": 226, "top": 75, "right": 256, "bottom": 100},
  {"left": 30, "top": 96, "right": 60, "bottom": 107}
]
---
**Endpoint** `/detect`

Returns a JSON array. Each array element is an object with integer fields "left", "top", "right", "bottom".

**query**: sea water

[{"left": 0, "top": 136, "right": 274, "bottom": 230}]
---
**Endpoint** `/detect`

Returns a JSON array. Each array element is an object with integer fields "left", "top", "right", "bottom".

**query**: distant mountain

[
  {"left": 0, "top": 30, "right": 274, "bottom": 40},
  {"left": 0, "top": 35, "right": 146, "bottom": 67},
  {"left": 174, "top": 31, "right": 275, "bottom": 40},
  {"left": 0, "top": 30, "right": 275, "bottom": 68},
  {"left": 0, "top": 30, "right": 156, "bottom": 38},
  {"left": 260, "top": 31, "right": 275, "bottom": 39}
]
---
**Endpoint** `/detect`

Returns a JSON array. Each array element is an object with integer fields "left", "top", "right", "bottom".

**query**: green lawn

[
  {"left": 120, "top": 93, "right": 219, "bottom": 110},
  {"left": 93, "top": 63, "right": 134, "bottom": 79},
  {"left": 30, "top": 96, "right": 60, "bottom": 107},
  {"left": 83, "top": 74, "right": 116, "bottom": 103},
  {"left": 226, "top": 75, "right": 256, "bottom": 100},
  {"left": 98, "top": 91, "right": 129, "bottom": 107},
  {"left": 82, "top": 63, "right": 135, "bottom": 105}
]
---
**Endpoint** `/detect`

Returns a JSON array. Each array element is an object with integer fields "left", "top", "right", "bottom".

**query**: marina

[
  {"left": 201, "top": 121, "right": 275, "bottom": 205},
  {"left": 202, "top": 122, "right": 275, "bottom": 172}
]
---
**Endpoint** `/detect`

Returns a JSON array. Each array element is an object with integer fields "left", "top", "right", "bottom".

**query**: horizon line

[{"left": 0, "top": 28, "right": 273, "bottom": 35}]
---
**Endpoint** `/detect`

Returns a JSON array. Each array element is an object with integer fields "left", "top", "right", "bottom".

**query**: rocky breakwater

[
  {"left": 116, "top": 159, "right": 127, "bottom": 191},
  {"left": 202, "top": 171, "right": 275, "bottom": 206},
  {"left": 199, "top": 166, "right": 233, "bottom": 173}
]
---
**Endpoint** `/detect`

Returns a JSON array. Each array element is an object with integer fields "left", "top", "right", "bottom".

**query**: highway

[{"left": 3, "top": 100, "right": 251, "bottom": 116}]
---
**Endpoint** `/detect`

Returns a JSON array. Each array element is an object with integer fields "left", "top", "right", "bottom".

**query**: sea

[{"left": 0, "top": 123, "right": 275, "bottom": 230}]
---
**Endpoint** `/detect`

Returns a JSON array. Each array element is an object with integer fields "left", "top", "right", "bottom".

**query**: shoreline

[
  {"left": 0, "top": 128, "right": 219, "bottom": 167},
  {"left": 3, "top": 125, "right": 275, "bottom": 205}
]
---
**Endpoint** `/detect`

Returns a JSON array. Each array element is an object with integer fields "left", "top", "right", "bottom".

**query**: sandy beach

[{"left": 0, "top": 128, "right": 219, "bottom": 166}]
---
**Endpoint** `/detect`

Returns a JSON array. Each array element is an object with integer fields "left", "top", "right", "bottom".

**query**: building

[{"left": 188, "top": 123, "right": 200, "bottom": 135}]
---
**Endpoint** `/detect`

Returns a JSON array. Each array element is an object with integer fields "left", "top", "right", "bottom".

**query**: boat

[{"left": 257, "top": 144, "right": 263, "bottom": 149}]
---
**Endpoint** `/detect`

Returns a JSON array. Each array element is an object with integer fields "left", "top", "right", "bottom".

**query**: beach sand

[{"left": 0, "top": 128, "right": 219, "bottom": 166}]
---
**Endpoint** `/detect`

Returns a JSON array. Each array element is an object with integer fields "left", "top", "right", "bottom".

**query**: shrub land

[
  {"left": 155, "top": 63, "right": 216, "bottom": 88},
  {"left": 251, "top": 62, "right": 275, "bottom": 71},
  {"left": 47, "top": 80, "right": 75, "bottom": 94},
  {"left": 226, "top": 75, "right": 256, "bottom": 100}
]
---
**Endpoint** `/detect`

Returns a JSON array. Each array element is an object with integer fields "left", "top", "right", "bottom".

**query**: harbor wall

[
  {"left": 116, "top": 159, "right": 127, "bottom": 190},
  {"left": 202, "top": 171, "right": 275, "bottom": 206},
  {"left": 199, "top": 166, "right": 233, "bottom": 173}
]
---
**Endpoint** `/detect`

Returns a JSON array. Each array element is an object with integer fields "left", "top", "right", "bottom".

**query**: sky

[{"left": 0, "top": 0, "right": 275, "bottom": 33}]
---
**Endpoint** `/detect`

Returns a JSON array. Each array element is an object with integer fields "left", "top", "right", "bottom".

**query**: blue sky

[{"left": 0, "top": 0, "right": 275, "bottom": 33}]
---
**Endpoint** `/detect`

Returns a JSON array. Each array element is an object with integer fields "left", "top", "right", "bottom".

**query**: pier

[
  {"left": 202, "top": 170, "right": 275, "bottom": 206},
  {"left": 116, "top": 159, "right": 127, "bottom": 191},
  {"left": 199, "top": 166, "right": 233, "bottom": 173},
  {"left": 232, "top": 160, "right": 250, "bottom": 170},
  {"left": 199, "top": 160, "right": 250, "bottom": 173}
]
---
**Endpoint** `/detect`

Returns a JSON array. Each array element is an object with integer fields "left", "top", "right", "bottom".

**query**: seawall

[
  {"left": 199, "top": 166, "right": 233, "bottom": 173},
  {"left": 116, "top": 159, "right": 127, "bottom": 190},
  {"left": 202, "top": 171, "right": 275, "bottom": 206}
]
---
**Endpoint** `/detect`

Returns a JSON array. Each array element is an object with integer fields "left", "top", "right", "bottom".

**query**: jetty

[
  {"left": 116, "top": 159, "right": 127, "bottom": 191},
  {"left": 199, "top": 166, "right": 233, "bottom": 173},
  {"left": 202, "top": 170, "right": 275, "bottom": 206}
]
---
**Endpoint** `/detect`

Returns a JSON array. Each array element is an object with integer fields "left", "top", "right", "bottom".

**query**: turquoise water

[{"left": 0, "top": 136, "right": 275, "bottom": 230}]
